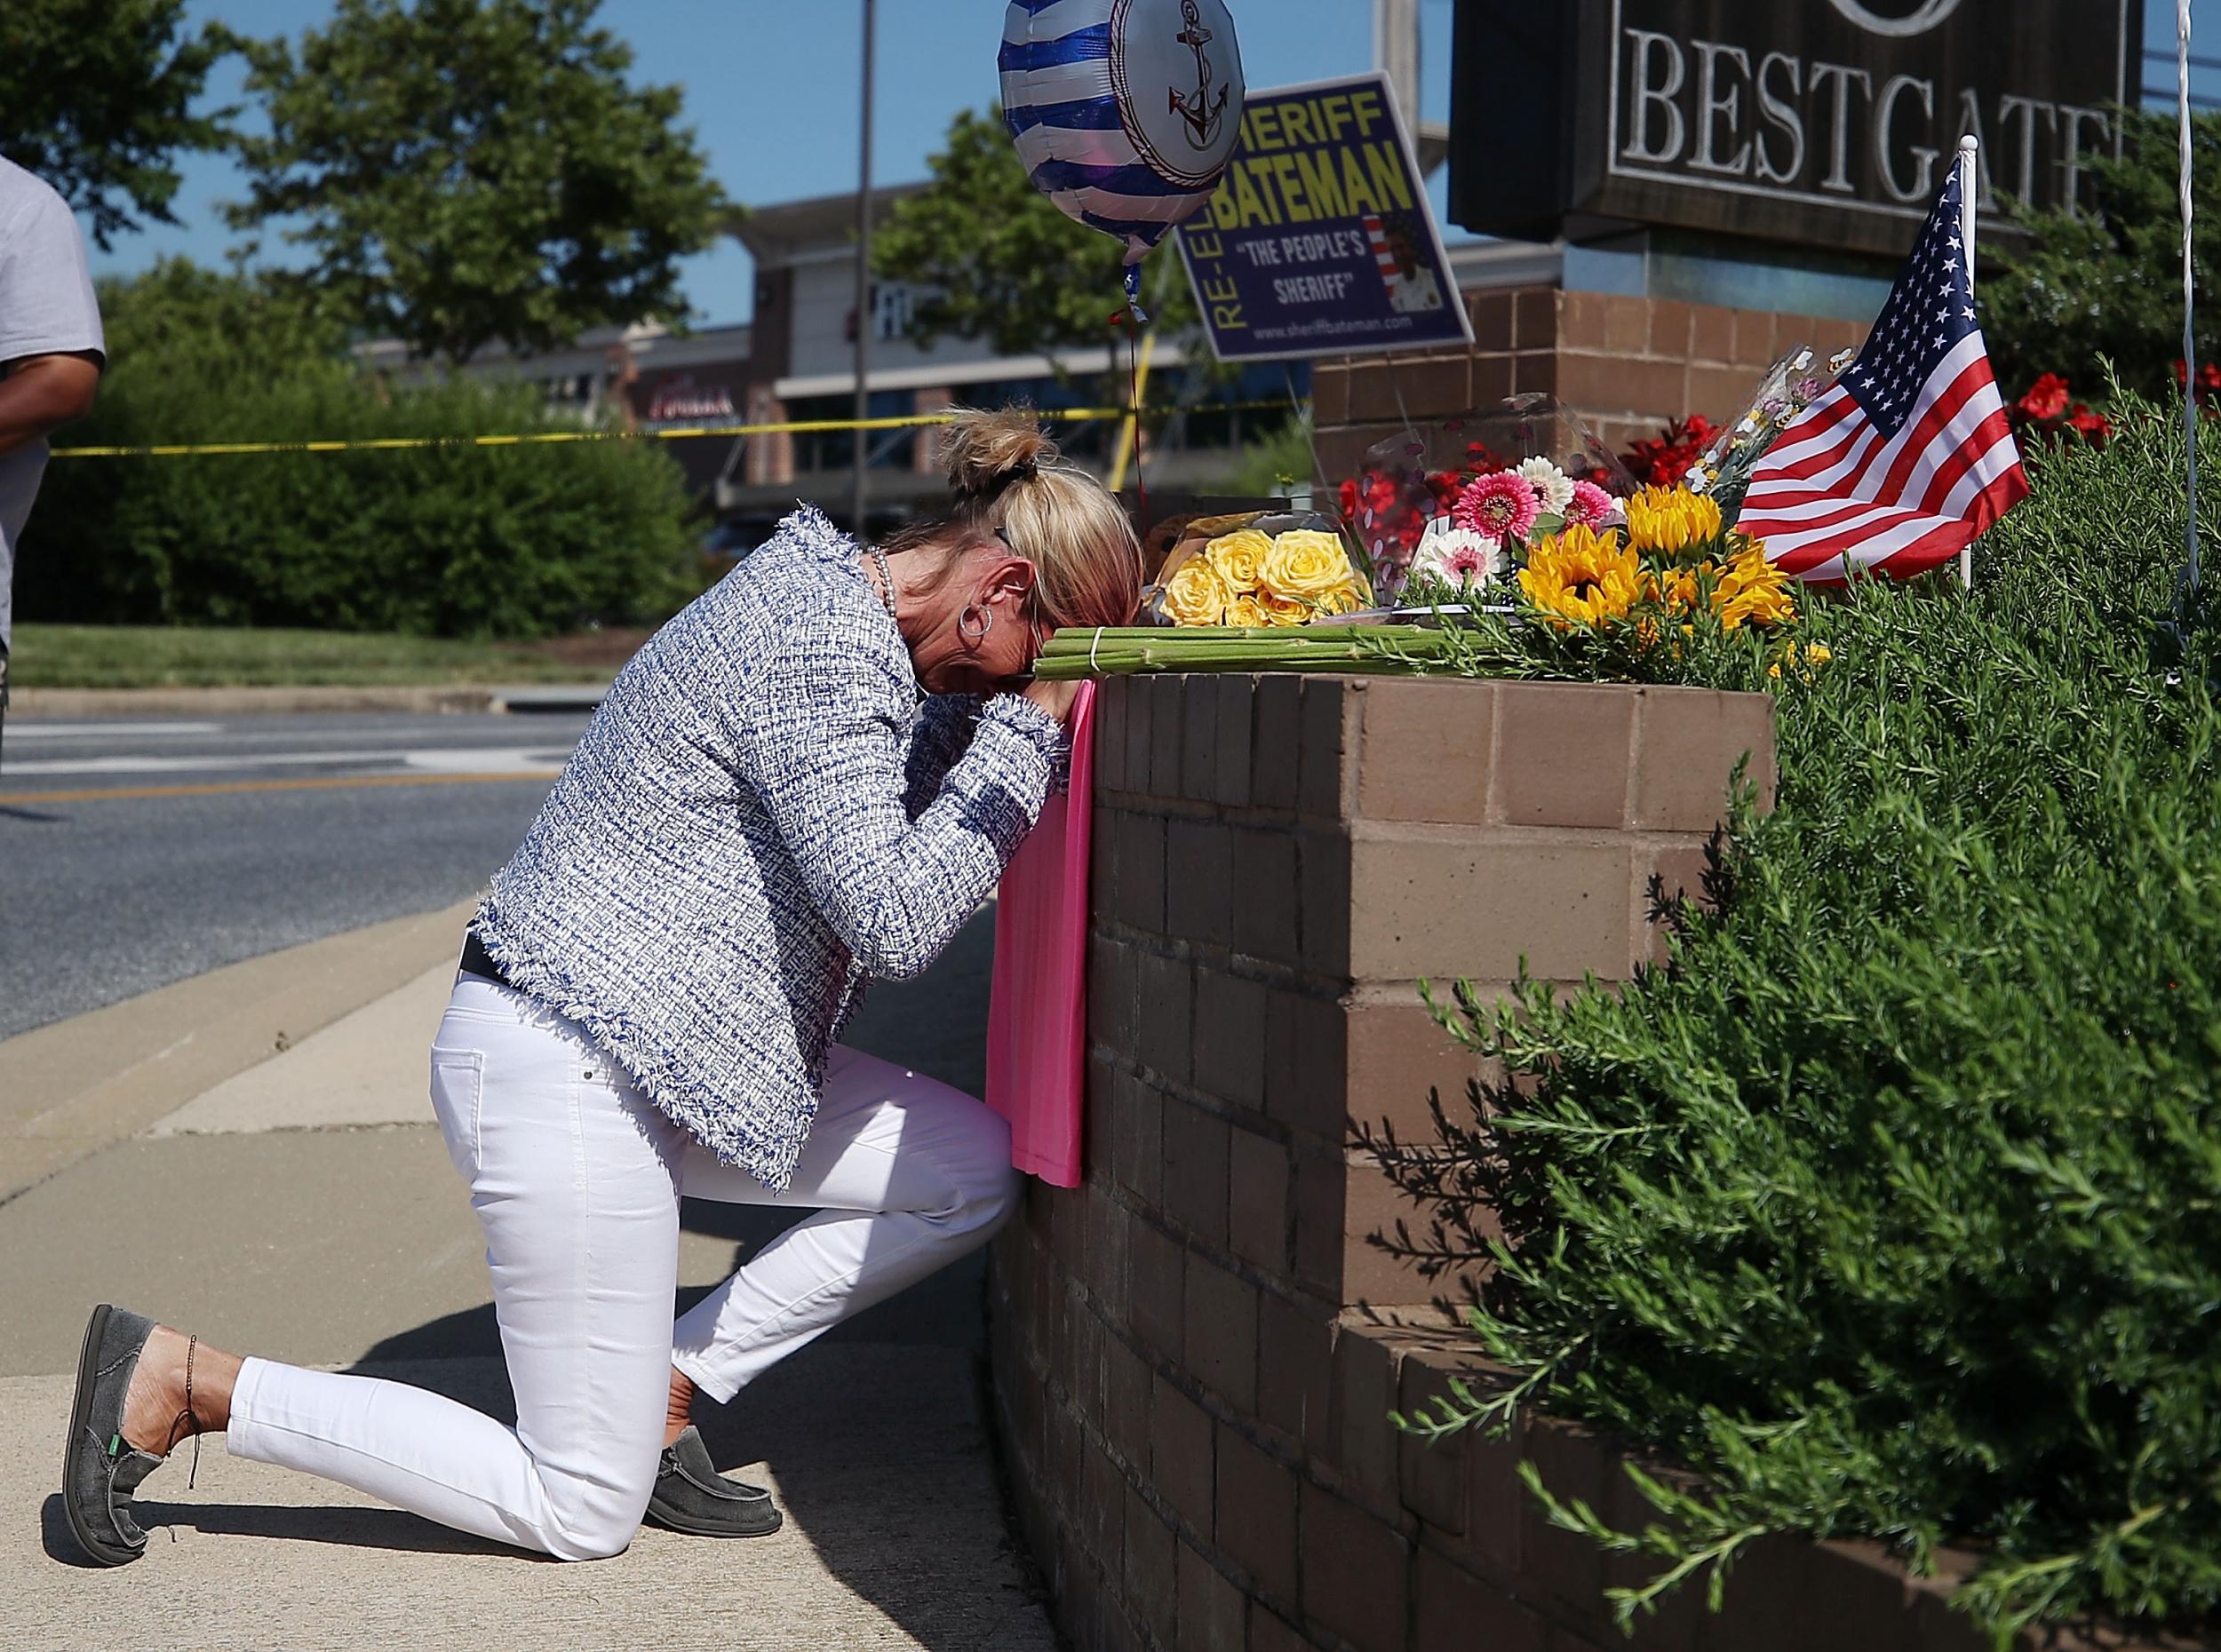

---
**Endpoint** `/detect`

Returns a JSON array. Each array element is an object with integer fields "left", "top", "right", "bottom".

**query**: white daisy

[
  {"left": 1517, "top": 457, "right": 1574, "bottom": 515},
  {"left": 1410, "top": 526, "right": 1502, "bottom": 589}
]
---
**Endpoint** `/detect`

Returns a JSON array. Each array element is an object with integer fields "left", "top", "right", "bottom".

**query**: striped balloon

[{"left": 999, "top": 0, "right": 1246, "bottom": 314}]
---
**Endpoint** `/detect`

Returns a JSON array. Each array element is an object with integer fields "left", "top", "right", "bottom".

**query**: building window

[
  {"left": 1169, "top": 361, "right": 1310, "bottom": 450},
  {"left": 873, "top": 283, "right": 914, "bottom": 341},
  {"left": 953, "top": 377, "right": 1114, "bottom": 462},
  {"left": 787, "top": 390, "right": 918, "bottom": 473}
]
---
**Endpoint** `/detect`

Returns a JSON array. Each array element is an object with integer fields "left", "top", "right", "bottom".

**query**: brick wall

[
  {"left": 991, "top": 673, "right": 1732, "bottom": 1651},
  {"left": 988, "top": 671, "right": 2188, "bottom": 1652},
  {"left": 1310, "top": 286, "right": 1870, "bottom": 492}
]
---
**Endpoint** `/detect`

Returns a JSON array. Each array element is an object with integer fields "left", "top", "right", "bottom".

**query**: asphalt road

[{"left": 0, "top": 711, "right": 591, "bottom": 1039}]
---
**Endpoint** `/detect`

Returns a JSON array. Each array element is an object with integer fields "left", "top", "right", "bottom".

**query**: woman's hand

[{"left": 1018, "top": 677, "right": 1082, "bottom": 726}]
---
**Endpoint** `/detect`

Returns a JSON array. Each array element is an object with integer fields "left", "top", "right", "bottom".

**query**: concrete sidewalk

[{"left": 0, "top": 907, "right": 1049, "bottom": 1650}]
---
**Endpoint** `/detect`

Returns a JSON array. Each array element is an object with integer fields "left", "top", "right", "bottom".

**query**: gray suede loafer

[
  {"left": 643, "top": 1426, "right": 782, "bottom": 1537},
  {"left": 62, "top": 1305, "right": 166, "bottom": 1566}
]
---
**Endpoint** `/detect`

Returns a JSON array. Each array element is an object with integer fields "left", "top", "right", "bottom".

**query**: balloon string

[{"left": 1113, "top": 308, "right": 1150, "bottom": 538}]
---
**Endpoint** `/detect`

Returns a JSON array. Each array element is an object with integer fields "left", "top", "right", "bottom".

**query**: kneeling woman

[{"left": 65, "top": 409, "right": 1140, "bottom": 1563}]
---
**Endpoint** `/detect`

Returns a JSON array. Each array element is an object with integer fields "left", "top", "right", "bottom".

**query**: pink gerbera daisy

[
  {"left": 1562, "top": 479, "right": 1617, "bottom": 528},
  {"left": 1453, "top": 469, "right": 1540, "bottom": 542}
]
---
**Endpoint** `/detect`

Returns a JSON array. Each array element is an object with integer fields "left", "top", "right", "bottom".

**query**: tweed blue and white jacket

[{"left": 473, "top": 504, "right": 1065, "bottom": 1191}]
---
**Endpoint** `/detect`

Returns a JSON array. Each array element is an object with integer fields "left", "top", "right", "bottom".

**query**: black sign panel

[{"left": 1449, "top": 0, "right": 2141, "bottom": 258}]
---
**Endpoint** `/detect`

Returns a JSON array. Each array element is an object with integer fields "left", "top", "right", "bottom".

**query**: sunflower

[
  {"left": 1645, "top": 560, "right": 1708, "bottom": 614},
  {"left": 1518, "top": 524, "right": 1644, "bottom": 631},
  {"left": 1624, "top": 485, "right": 1723, "bottom": 556},
  {"left": 1713, "top": 544, "right": 1796, "bottom": 630}
]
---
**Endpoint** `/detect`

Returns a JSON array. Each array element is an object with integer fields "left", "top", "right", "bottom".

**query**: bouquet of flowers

[
  {"left": 1683, "top": 344, "right": 1857, "bottom": 510},
  {"left": 2010, "top": 371, "right": 2111, "bottom": 448},
  {"left": 1150, "top": 511, "right": 1372, "bottom": 628},
  {"left": 1339, "top": 436, "right": 1491, "bottom": 592},
  {"left": 1620, "top": 415, "right": 1722, "bottom": 488},
  {"left": 1397, "top": 477, "right": 1817, "bottom": 685},
  {"left": 1335, "top": 394, "right": 1637, "bottom": 602},
  {"left": 1039, "top": 482, "right": 1822, "bottom": 684},
  {"left": 1404, "top": 453, "right": 1626, "bottom": 593}
]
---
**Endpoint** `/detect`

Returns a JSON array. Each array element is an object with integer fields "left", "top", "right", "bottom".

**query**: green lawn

[{"left": 9, "top": 623, "right": 644, "bottom": 689}]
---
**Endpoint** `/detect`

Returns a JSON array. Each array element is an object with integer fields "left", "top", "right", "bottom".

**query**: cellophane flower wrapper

[
  {"left": 1145, "top": 509, "right": 1373, "bottom": 628},
  {"left": 1686, "top": 345, "right": 1858, "bottom": 515},
  {"left": 1341, "top": 393, "right": 1639, "bottom": 602}
]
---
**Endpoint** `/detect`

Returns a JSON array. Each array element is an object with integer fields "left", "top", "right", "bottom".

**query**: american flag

[{"left": 1739, "top": 151, "right": 2028, "bottom": 582}]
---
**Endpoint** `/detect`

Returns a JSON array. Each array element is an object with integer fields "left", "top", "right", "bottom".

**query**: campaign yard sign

[{"left": 1176, "top": 72, "right": 1471, "bottom": 362}]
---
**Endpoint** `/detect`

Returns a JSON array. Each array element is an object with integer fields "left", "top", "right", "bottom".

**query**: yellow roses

[
  {"left": 1257, "top": 529, "right": 1353, "bottom": 601},
  {"left": 1162, "top": 558, "right": 1233, "bottom": 626},
  {"left": 1206, "top": 528, "right": 1271, "bottom": 592},
  {"left": 1161, "top": 523, "right": 1369, "bottom": 626}
]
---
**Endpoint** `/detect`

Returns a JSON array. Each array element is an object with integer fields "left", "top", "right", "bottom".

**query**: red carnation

[
  {"left": 2018, "top": 372, "right": 2071, "bottom": 423},
  {"left": 2065, "top": 405, "right": 2111, "bottom": 445}
]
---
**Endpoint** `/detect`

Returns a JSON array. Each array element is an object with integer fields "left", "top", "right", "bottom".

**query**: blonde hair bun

[
  {"left": 943, "top": 407, "right": 1060, "bottom": 501},
  {"left": 882, "top": 401, "right": 1142, "bottom": 631}
]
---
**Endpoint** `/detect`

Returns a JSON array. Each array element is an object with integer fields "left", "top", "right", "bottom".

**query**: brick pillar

[
  {"left": 746, "top": 385, "right": 792, "bottom": 486},
  {"left": 990, "top": 673, "right": 1784, "bottom": 1652},
  {"left": 1310, "top": 285, "right": 1870, "bottom": 492},
  {"left": 912, "top": 386, "right": 953, "bottom": 474}
]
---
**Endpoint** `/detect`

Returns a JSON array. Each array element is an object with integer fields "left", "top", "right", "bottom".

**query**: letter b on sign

[{"left": 1621, "top": 28, "right": 1686, "bottom": 164}]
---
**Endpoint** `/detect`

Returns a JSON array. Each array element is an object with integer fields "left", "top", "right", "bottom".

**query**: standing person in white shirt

[{"left": 0, "top": 153, "right": 107, "bottom": 758}]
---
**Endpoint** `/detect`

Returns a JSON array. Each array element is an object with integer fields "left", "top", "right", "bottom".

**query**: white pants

[{"left": 226, "top": 974, "right": 1022, "bottom": 1560}]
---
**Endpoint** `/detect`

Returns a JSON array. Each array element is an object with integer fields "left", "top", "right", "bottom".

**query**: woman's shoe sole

[
  {"left": 643, "top": 1502, "right": 783, "bottom": 1538},
  {"left": 62, "top": 1304, "right": 143, "bottom": 1567}
]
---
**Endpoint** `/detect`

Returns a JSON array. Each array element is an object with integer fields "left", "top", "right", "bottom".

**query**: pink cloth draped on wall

[{"left": 983, "top": 680, "right": 1096, "bottom": 1187}]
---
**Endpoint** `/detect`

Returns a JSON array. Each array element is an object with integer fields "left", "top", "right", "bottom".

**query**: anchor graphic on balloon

[
  {"left": 1170, "top": 1, "right": 1233, "bottom": 152},
  {"left": 999, "top": 0, "right": 1246, "bottom": 318}
]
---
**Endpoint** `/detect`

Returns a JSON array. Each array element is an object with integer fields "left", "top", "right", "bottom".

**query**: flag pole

[
  {"left": 1957, "top": 134, "right": 1979, "bottom": 592},
  {"left": 2175, "top": 0, "right": 2202, "bottom": 616}
]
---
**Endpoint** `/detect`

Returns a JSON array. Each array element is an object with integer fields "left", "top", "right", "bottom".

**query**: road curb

[
  {"left": 9, "top": 682, "right": 609, "bottom": 718},
  {"left": 0, "top": 898, "right": 477, "bottom": 1205}
]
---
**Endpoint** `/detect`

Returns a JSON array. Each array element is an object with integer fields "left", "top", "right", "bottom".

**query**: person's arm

[
  {"left": 904, "top": 693, "right": 983, "bottom": 822},
  {"left": 0, "top": 353, "right": 101, "bottom": 460},
  {"left": 733, "top": 627, "right": 1063, "bottom": 981}
]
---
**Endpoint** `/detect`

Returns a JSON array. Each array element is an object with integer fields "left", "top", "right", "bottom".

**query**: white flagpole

[
  {"left": 2177, "top": 0, "right": 2201, "bottom": 610},
  {"left": 1958, "top": 134, "right": 1979, "bottom": 591}
]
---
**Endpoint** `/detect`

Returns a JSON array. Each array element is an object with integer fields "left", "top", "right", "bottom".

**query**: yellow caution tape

[{"left": 49, "top": 400, "right": 1305, "bottom": 461}]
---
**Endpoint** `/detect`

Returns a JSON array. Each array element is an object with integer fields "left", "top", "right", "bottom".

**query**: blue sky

[{"left": 86, "top": 0, "right": 1461, "bottom": 328}]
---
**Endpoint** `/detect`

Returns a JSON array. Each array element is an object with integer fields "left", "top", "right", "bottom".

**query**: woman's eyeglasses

[{"left": 993, "top": 525, "right": 1055, "bottom": 654}]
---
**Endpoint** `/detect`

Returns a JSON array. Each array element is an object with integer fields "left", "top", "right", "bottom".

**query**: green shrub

[
  {"left": 1984, "top": 108, "right": 2221, "bottom": 400},
  {"left": 18, "top": 259, "right": 699, "bottom": 638},
  {"left": 1372, "top": 398, "right": 2221, "bottom": 1643}
]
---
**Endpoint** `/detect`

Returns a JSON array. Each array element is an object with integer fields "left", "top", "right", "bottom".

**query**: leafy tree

[
  {"left": 876, "top": 105, "right": 1201, "bottom": 361},
  {"left": 0, "top": 0, "right": 232, "bottom": 249},
  {"left": 1984, "top": 107, "right": 2221, "bottom": 399},
  {"left": 226, "top": 0, "right": 729, "bottom": 363},
  {"left": 21, "top": 258, "right": 698, "bottom": 635}
]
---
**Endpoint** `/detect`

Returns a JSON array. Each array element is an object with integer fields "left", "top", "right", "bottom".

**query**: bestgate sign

[
  {"left": 1175, "top": 73, "right": 1472, "bottom": 362},
  {"left": 1448, "top": 0, "right": 2142, "bottom": 258}
]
